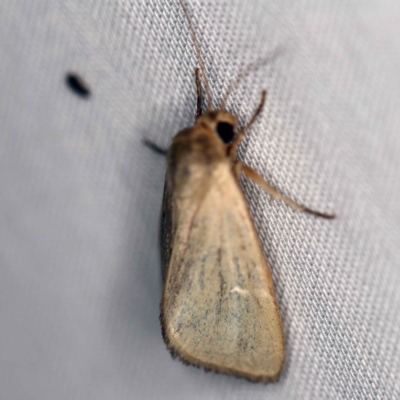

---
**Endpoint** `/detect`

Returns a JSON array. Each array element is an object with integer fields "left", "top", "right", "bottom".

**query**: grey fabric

[{"left": 1, "top": 0, "right": 400, "bottom": 399}]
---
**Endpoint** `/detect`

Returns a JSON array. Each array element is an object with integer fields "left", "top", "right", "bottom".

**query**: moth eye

[{"left": 216, "top": 122, "right": 235, "bottom": 144}]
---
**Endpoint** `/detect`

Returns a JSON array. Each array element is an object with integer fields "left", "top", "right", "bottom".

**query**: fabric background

[{"left": 1, "top": 0, "right": 400, "bottom": 399}]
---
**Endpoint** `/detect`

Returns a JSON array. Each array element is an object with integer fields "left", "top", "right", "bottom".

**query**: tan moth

[{"left": 147, "top": 0, "right": 335, "bottom": 382}]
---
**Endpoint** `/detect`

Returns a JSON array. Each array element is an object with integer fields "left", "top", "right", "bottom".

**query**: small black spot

[
  {"left": 65, "top": 73, "right": 91, "bottom": 98},
  {"left": 216, "top": 122, "right": 234, "bottom": 144}
]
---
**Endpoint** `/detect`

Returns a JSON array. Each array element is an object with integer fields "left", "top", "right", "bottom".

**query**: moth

[{"left": 147, "top": 0, "right": 335, "bottom": 383}]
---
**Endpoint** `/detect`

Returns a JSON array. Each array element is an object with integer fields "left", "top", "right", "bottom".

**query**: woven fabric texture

[{"left": 1, "top": 0, "right": 400, "bottom": 399}]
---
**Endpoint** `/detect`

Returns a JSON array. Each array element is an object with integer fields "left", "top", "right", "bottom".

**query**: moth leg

[
  {"left": 239, "top": 162, "right": 336, "bottom": 219},
  {"left": 195, "top": 68, "right": 203, "bottom": 119},
  {"left": 228, "top": 90, "right": 267, "bottom": 159},
  {"left": 243, "top": 89, "right": 267, "bottom": 133},
  {"left": 142, "top": 138, "right": 168, "bottom": 156}
]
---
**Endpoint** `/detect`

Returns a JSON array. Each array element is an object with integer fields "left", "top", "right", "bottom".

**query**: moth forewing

[{"left": 160, "top": 121, "right": 285, "bottom": 382}]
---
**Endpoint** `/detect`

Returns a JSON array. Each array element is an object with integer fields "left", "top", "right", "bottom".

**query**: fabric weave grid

[{"left": 1, "top": 0, "right": 400, "bottom": 399}]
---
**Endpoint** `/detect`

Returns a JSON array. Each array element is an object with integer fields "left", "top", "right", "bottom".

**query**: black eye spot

[
  {"left": 65, "top": 73, "right": 91, "bottom": 98},
  {"left": 216, "top": 122, "right": 234, "bottom": 144}
]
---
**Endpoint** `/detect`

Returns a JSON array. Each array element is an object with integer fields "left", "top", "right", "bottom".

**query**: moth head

[{"left": 196, "top": 110, "right": 238, "bottom": 145}]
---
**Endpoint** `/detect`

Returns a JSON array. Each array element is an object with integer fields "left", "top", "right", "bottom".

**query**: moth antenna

[
  {"left": 220, "top": 47, "right": 284, "bottom": 110},
  {"left": 179, "top": 0, "right": 213, "bottom": 110}
]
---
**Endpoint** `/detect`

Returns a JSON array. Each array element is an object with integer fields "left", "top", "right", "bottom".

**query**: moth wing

[
  {"left": 161, "top": 163, "right": 285, "bottom": 382},
  {"left": 160, "top": 178, "right": 173, "bottom": 283}
]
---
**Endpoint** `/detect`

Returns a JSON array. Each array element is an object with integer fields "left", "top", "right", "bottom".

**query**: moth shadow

[
  {"left": 105, "top": 130, "right": 169, "bottom": 372},
  {"left": 105, "top": 71, "right": 199, "bottom": 377}
]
